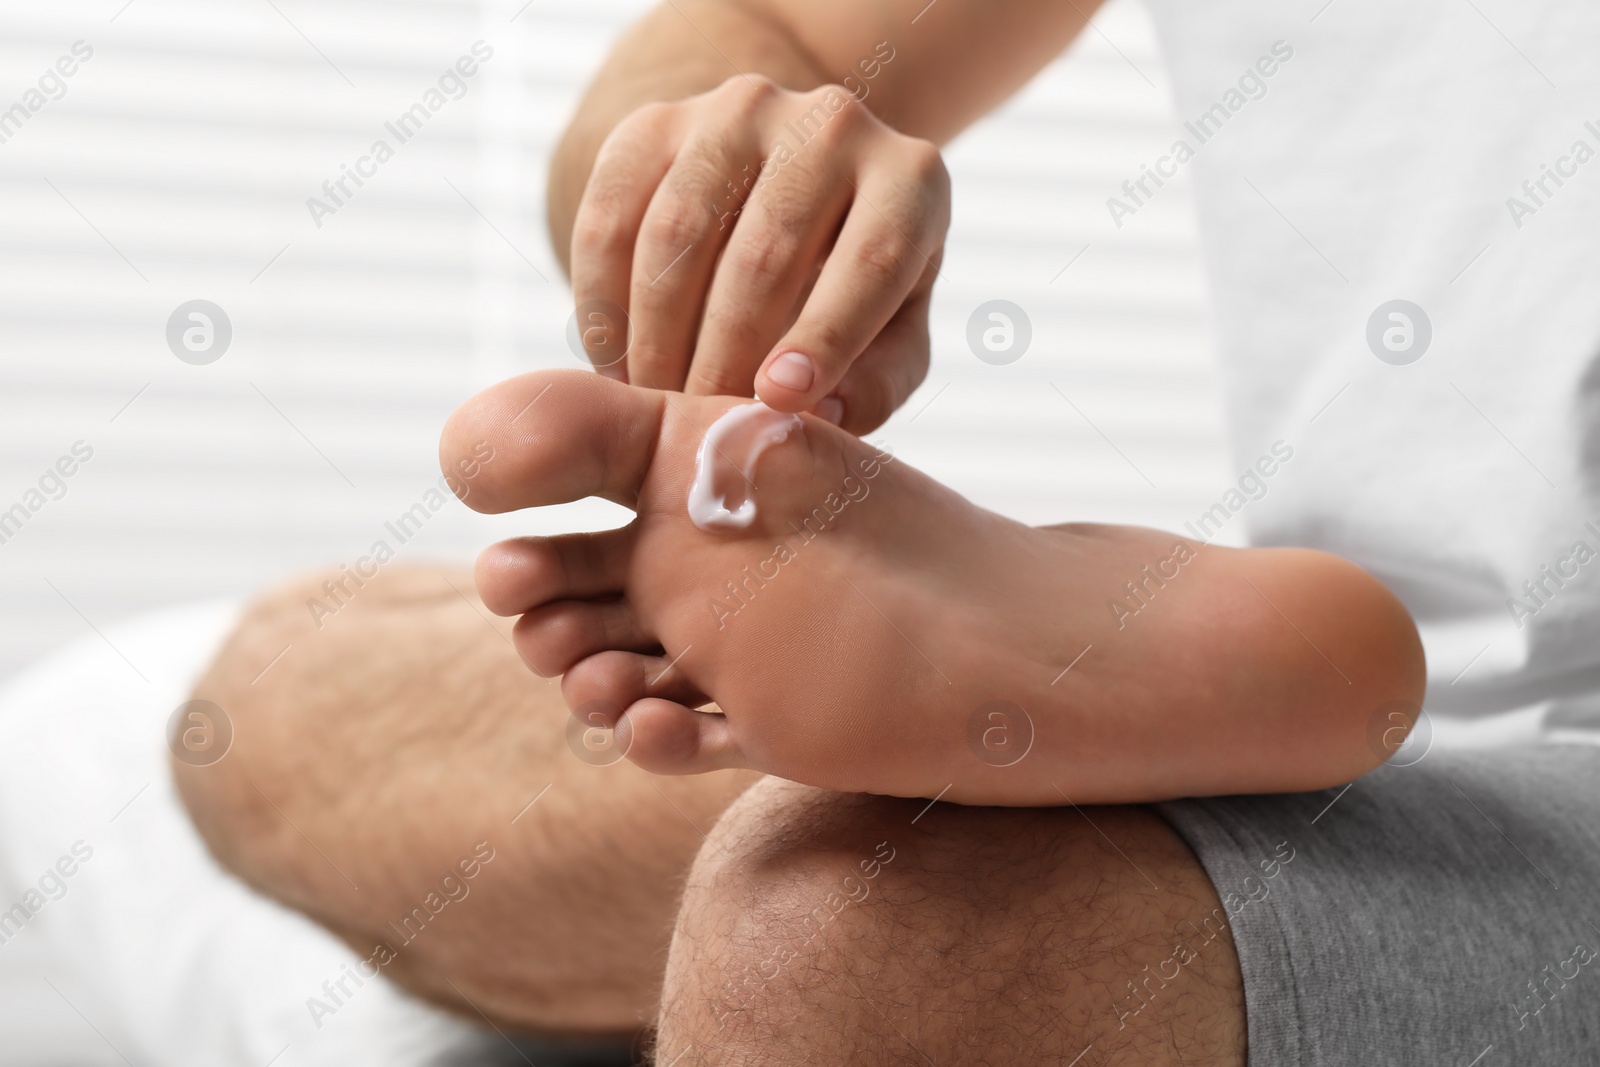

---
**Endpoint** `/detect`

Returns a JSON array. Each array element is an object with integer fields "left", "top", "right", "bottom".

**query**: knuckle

[
  {"left": 827, "top": 86, "right": 867, "bottom": 126},
  {"left": 748, "top": 175, "right": 821, "bottom": 235},
  {"left": 722, "top": 72, "right": 777, "bottom": 110},
  {"left": 728, "top": 230, "right": 799, "bottom": 291},
  {"left": 807, "top": 317, "right": 852, "bottom": 363},
  {"left": 841, "top": 365, "right": 896, "bottom": 430},
  {"left": 812, "top": 93, "right": 865, "bottom": 147},
  {"left": 716, "top": 72, "right": 773, "bottom": 100},
  {"left": 643, "top": 201, "right": 712, "bottom": 255},
  {"left": 605, "top": 102, "right": 675, "bottom": 156},
  {"left": 779, "top": 86, "right": 859, "bottom": 150},
  {"left": 811, "top": 119, "right": 851, "bottom": 154},
  {"left": 570, "top": 205, "right": 631, "bottom": 258},
  {"left": 620, "top": 99, "right": 675, "bottom": 134},
  {"left": 851, "top": 232, "right": 915, "bottom": 289},
  {"left": 625, "top": 338, "right": 671, "bottom": 374},
  {"left": 626, "top": 336, "right": 690, "bottom": 388},
  {"left": 901, "top": 137, "right": 949, "bottom": 188},
  {"left": 861, "top": 140, "right": 950, "bottom": 243}
]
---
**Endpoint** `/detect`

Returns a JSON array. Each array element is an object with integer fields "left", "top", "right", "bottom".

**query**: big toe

[{"left": 441, "top": 369, "right": 665, "bottom": 513}]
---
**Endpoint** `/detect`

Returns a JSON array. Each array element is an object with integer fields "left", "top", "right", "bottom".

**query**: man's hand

[
  {"left": 572, "top": 73, "right": 947, "bottom": 433},
  {"left": 549, "top": 0, "right": 1100, "bottom": 433}
]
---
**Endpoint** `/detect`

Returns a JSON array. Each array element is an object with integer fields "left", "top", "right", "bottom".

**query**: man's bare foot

[{"left": 442, "top": 371, "right": 1423, "bottom": 805}]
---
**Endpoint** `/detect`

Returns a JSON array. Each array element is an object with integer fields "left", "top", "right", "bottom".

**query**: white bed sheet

[{"left": 0, "top": 600, "right": 505, "bottom": 1066}]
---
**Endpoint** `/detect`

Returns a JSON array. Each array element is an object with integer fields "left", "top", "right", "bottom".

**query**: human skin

[
  {"left": 655, "top": 777, "right": 1247, "bottom": 1066},
  {"left": 171, "top": 564, "right": 758, "bottom": 1038},
  {"left": 550, "top": 0, "right": 1103, "bottom": 431},
  {"left": 167, "top": 2, "right": 1420, "bottom": 1057},
  {"left": 173, "top": 563, "right": 1250, "bottom": 1064},
  {"left": 444, "top": 370, "right": 1426, "bottom": 806}
]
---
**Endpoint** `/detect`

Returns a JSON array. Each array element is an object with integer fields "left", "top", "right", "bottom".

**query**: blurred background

[
  {"left": 0, "top": 0, "right": 1229, "bottom": 684},
  {"left": 0, "top": 0, "right": 1229, "bottom": 1056}
]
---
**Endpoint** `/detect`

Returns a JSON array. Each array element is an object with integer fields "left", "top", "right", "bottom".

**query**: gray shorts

[{"left": 1160, "top": 745, "right": 1600, "bottom": 1065}]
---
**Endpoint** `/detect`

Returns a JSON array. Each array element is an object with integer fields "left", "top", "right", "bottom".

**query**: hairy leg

[
  {"left": 657, "top": 777, "right": 1245, "bottom": 1065},
  {"left": 172, "top": 564, "right": 758, "bottom": 1038}
]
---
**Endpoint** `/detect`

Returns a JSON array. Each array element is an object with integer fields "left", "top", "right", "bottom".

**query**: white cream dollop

[{"left": 686, "top": 402, "right": 803, "bottom": 532}]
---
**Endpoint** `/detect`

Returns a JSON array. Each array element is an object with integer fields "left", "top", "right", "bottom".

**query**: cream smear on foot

[{"left": 687, "top": 402, "right": 803, "bottom": 532}]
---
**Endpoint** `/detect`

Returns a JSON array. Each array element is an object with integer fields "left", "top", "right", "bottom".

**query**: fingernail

[
  {"left": 764, "top": 351, "right": 815, "bottom": 392},
  {"left": 815, "top": 397, "right": 844, "bottom": 425}
]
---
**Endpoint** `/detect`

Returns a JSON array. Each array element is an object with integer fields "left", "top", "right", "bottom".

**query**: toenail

[
  {"left": 765, "top": 351, "right": 815, "bottom": 392},
  {"left": 816, "top": 397, "right": 844, "bottom": 425}
]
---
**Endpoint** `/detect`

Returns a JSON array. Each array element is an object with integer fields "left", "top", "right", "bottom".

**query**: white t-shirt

[{"left": 1141, "top": 0, "right": 1600, "bottom": 741}]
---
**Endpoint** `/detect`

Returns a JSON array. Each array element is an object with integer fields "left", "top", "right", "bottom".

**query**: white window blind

[{"left": 0, "top": 0, "right": 1226, "bottom": 681}]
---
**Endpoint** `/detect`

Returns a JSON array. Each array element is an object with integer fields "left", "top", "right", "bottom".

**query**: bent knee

[
  {"left": 658, "top": 780, "right": 926, "bottom": 1056},
  {"left": 658, "top": 779, "right": 1245, "bottom": 1065}
]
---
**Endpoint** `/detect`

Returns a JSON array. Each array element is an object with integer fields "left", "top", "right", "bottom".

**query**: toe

[
  {"left": 477, "top": 527, "right": 637, "bottom": 616},
  {"left": 441, "top": 369, "right": 665, "bottom": 512},
  {"left": 561, "top": 649, "right": 708, "bottom": 712},
  {"left": 614, "top": 699, "right": 747, "bottom": 775},
  {"left": 513, "top": 601, "right": 657, "bottom": 678}
]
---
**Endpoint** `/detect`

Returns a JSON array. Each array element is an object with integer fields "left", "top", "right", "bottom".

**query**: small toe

[
  {"left": 561, "top": 649, "right": 708, "bottom": 712},
  {"left": 615, "top": 699, "right": 747, "bottom": 775},
  {"left": 513, "top": 601, "right": 657, "bottom": 678},
  {"left": 477, "top": 526, "right": 636, "bottom": 616}
]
